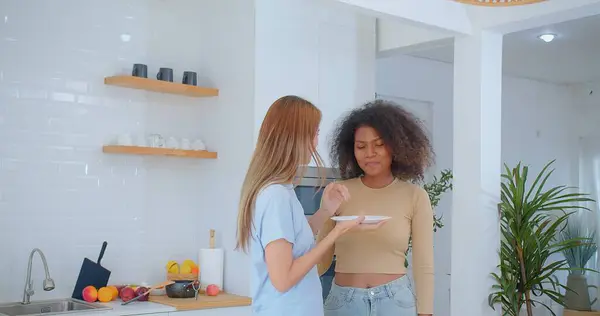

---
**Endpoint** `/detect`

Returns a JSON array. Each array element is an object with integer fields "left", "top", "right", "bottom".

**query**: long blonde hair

[{"left": 236, "top": 95, "right": 324, "bottom": 252}]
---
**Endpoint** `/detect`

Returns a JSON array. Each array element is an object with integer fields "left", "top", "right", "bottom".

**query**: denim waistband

[{"left": 329, "top": 275, "right": 412, "bottom": 300}]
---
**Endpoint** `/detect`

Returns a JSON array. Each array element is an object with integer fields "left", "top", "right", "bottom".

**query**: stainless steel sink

[{"left": 0, "top": 298, "right": 111, "bottom": 316}]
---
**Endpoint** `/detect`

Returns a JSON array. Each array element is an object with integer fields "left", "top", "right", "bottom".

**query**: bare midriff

[{"left": 333, "top": 272, "right": 405, "bottom": 288}]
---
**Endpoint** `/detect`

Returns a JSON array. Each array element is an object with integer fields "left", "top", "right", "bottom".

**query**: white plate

[{"left": 331, "top": 215, "right": 391, "bottom": 224}]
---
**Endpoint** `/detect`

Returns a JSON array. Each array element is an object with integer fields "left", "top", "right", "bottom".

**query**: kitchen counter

[
  {"left": 5, "top": 293, "right": 252, "bottom": 316},
  {"left": 59, "top": 293, "right": 252, "bottom": 316},
  {"left": 564, "top": 311, "right": 600, "bottom": 316},
  {"left": 96, "top": 301, "right": 175, "bottom": 316},
  {"left": 148, "top": 293, "right": 251, "bottom": 311},
  {"left": 62, "top": 292, "right": 251, "bottom": 316}
]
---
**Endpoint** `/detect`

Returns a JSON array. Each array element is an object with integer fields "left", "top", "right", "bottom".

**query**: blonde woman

[{"left": 236, "top": 96, "right": 386, "bottom": 316}]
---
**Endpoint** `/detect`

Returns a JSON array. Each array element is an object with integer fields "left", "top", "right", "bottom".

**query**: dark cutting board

[{"left": 71, "top": 241, "right": 111, "bottom": 300}]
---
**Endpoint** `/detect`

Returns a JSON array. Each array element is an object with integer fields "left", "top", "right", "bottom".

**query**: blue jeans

[{"left": 323, "top": 275, "right": 417, "bottom": 316}]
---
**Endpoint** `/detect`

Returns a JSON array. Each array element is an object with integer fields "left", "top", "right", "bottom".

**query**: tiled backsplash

[{"left": 0, "top": 0, "right": 256, "bottom": 302}]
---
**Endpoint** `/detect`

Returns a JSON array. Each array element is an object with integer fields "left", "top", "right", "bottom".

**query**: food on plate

[
  {"left": 205, "top": 284, "right": 220, "bottom": 296},
  {"left": 134, "top": 286, "right": 150, "bottom": 301},
  {"left": 82, "top": 286, "right": 98, "bottom": 302},
  {"left": 97, "top": 287, "right": 113, "bottom": 302},
  {"left": 119, "top": 287, "right": 136, "bottom": 302}
]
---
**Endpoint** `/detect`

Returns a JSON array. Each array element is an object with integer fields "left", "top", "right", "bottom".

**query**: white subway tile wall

[{"left": 0, "top": 0, "right": 256, "bottom": 302}]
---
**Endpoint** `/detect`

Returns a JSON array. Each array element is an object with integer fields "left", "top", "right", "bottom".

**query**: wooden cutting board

[{"left": 149, "top": 293, "right": 251, "bottom": 310}]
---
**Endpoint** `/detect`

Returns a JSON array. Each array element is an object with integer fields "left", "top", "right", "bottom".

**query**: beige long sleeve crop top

[{"left": 316, "top": 177, "right": 434, "bottom": 314}]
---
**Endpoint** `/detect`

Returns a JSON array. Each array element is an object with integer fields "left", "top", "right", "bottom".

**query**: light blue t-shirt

[{"left": 250, "top": 183, "right": 323, "bottom": 316}]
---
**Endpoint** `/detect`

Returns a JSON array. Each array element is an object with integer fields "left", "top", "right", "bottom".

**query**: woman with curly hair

[{"left": 316, "top": 99, "right": 435, "bottom": 316}]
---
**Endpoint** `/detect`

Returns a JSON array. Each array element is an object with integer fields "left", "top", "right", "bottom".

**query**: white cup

[
  {"left": 148, "top": 134, "right": 165, "bottom": 148},
  {"left": 192, "top": 139, "right": 206, "bottom": 151}
]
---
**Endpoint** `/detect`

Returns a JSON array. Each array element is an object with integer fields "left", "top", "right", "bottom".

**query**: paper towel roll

[{"left": 198, "top": 248, "right": 224, "bottom": 290}]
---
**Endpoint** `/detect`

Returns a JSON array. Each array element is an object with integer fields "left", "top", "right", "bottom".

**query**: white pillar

[{"left": 451, "top": 30, "right": 503, "bottom": 316}]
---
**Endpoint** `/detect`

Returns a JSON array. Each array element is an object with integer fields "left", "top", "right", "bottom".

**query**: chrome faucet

[{"left": 22, "top": 248, "right": 55, "bottom": 304}]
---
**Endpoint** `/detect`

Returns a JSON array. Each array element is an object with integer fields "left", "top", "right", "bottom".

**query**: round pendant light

[{"left": 454, "top": 0, "right": 547, "bottom": 6}]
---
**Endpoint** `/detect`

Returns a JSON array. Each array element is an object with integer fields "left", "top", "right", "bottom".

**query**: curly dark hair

[{"left": 330, "top": 99, "right": 434, "bottom": 182}]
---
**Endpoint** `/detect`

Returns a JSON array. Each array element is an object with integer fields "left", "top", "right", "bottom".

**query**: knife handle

[
  {"left": 98, "top": 241, "right": 107, "bottom": 264},
  {"left": 121, "top": 294, "right": 142, "bottom": 306}
]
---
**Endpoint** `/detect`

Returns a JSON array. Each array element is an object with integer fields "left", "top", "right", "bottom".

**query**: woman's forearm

[
  {"left": 267, "top": 230, "right": 338, "bottom": 293},
  {"left": 308, "top": 208, "right": 329, "bottom": 234},
  {"left": 287, "top": 231, "right": 337, "bottom": 285}
]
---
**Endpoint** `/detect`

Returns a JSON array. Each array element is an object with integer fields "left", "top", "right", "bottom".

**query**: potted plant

[
  {"left": 558, "top": 220, "right": 597, "bottom": 311},
  {"left": 405, "top": 169, "right": 453, "bottom": 268},
  {"left": 488, "top": 160, "right": 594, "bottom": 316},
  {"left": 425, "top": 169, "right": 453, "bottom": 233}
]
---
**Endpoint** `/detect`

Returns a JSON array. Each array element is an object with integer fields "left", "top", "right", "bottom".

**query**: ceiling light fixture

[
  {"left": 454, "top": 0, "right": 547, "bottom": 6},
  {"left": 538, "top": 33, "right": 556, "bottom": 43}
]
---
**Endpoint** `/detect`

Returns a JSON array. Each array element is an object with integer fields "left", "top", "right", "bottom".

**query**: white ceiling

[{"left": 406, "top": 13, "right": 600, "bottom": 85}]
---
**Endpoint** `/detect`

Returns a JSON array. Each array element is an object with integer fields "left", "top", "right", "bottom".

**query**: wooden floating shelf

[
  {"left": 104, "top": 76, "right": 219, "bottom": 97},
  {"left": 102, "top": 145, "right": 218, "bottom": 159}
]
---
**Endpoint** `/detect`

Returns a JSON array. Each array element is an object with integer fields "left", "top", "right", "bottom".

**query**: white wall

[
  {"left": 331, "top": 0, "right": 472, "bottom": 35},
  {"left": 377, "top": 18, "right": 451, "bottom": 53},
  {"left": 572, "top": 81, "right": 600, "bottom": 311},
  {"left": 0, "top": 0, "right": 255, "bottom": 302},
  {"left": 0, "top": 0, "right": 378, "bottom": 304},
  {"left": 377, "top": 53, "right": 580, "bottom": 316},
  {"left": 572, "top": 81, "right": 600, "bottom": 139},
  {"left": 254, "top": 0, "right": 376, "bottom": 167}
]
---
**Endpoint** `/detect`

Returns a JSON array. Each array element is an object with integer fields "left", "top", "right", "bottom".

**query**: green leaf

[
  {"left": 489, "top": 160, "right": 597, "bottom": 314},
  {"left": 406, "top": 169, "right": 453, "bottom": 267}
]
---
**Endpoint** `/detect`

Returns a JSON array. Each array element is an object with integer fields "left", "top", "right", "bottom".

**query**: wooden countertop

[
  {"left": 564, "top": 310, "right": 600, "bottom": 316},
  {"left": 149, "top": 293, "right": 252, "bottom": 311}
]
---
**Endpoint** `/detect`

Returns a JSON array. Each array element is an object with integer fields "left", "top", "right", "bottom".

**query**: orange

[
  {"left": 107, "top": 285, "right": 119, "bottom": 300},
  {"left": 97, "top": 287, "right": 113, "bottom": 303}
]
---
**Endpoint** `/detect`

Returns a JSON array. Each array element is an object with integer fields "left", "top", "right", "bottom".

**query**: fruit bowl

[
  {"left": 167, "top": 272, "right": 198, "bottom": 281},
  {"left": 166, "top": 260, "right": 199, "bottom": 281}
]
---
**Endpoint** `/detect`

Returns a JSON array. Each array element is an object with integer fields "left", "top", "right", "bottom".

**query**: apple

[
  {"left": 82, "top": 286, "right": 98, "bottom": 302},
  {"left": 120, "top": 287, "right": 136, "bottom": 302},
  {"left": 205, "top": 284, "right": 220, "bottom": 296},
  {"left": 134, "top": 286, "right": 149, "bottom": 302}
]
